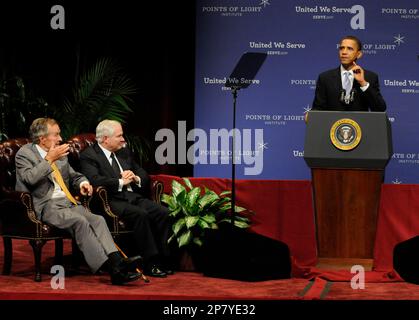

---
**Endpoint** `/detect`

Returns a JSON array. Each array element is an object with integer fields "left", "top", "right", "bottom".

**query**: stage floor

[{"left": 0, "top": 239, "right": 417, "bottom": 301}]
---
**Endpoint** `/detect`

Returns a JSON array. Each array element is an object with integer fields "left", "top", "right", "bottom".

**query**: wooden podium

[{"left": 304, "top": 111, "right": 392, "bottom": 259}]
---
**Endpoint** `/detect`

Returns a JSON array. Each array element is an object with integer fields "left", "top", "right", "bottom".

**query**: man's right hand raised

[{"left": 45, "top": 143, "right": 70, "bottom": 163}]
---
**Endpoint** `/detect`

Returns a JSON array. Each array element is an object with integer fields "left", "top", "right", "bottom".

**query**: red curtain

[{"left": 373, "top": 184, "right": 419, "bottom": 271}]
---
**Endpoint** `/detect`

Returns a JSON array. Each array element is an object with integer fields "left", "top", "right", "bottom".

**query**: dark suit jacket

[
  {"left": 312, "top": 67, "right": 387, "bottom": 111},
  {"left": 79, "top": 143, "right": 150, "bottom": 202}
]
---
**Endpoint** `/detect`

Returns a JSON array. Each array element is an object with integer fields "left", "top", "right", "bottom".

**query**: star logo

[
  {"left": 392, "top": 178, "right": 402, "bottom": 184},
  {"left": 303, "top": 105, "right": 312, "bottom": 114},
  {"left": 260, "top": 0, "right": 270, "bottom": 8},
  {"left": 258, "top": 142, "right": 268, "bottom": 150},
  {"left": 393, "top": 34, "right": 405, "bottom": 46}
]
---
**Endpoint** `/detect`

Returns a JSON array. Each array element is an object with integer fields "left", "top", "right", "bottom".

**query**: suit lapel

[
  {"left": 30, "top": 143, "right": 54, "bottom": 183},
  {"left": 30, "top": 143, "right": 44, "bottom": 162},
  {"left": 93, "top": 143, "right": 120, "bottom": 178},
  {"left": 333, "top": 67, "right": 342, "bottom": 91},
  {"left": 115, "top": 151, "right": 128, "bottom": 171}
]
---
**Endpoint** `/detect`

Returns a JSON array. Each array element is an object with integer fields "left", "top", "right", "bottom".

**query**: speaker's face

[{"left": 339, "top": 39, "right": 362, "bottom": 69}]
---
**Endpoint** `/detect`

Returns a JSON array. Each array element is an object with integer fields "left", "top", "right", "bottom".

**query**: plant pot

[{"left": 178, "top": 247, "right": 203, "bottom": 272}]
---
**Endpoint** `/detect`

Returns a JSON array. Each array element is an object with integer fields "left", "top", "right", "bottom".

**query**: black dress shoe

[
  {"left": 162, "top": 268, "right": 175, "bottom": 275},
  {"left": 144, "top": 265, "right": 167, "bottom": 278},
  {"left": 111, "top": 270, "right": 142, "bottom": 285},
  {"left": 117, "top": 255, "right": 143, "bottom": 273}
]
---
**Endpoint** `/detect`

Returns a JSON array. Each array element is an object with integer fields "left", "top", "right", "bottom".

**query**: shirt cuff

[
  {"left": 360, "top": 82, "right": 369, "bottom": 92},
  {"left": 118, "top": 179, "right": 124, "bottom": 192},
  {"left": 135, "top": 176, "right": 142, "bottom": 188},
  {"left": 79, "top": 181, "right": 90, "bottom": 189}
]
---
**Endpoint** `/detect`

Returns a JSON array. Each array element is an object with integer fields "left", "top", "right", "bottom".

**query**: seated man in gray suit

[{"left": 15, "top": 117, "right": 142, "bottom": 285}]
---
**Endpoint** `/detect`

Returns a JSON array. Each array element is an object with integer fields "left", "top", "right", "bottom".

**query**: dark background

[{"left": 0, "top": 1, "right": 195, "bottom": 176}]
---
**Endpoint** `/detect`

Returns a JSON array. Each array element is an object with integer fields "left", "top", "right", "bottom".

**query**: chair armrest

[
  {"left": 88, "top": 183, "right": 164, "bottom": 234},
  {"left": 151, "top": 180, "right": 163, "bottom": 205},
  {"left": 76, "top": 192, "right": 92, "bottom": 211},
  {"left": 0, "top": 190, "right": 54, "bottom": 238},
  {"left": 0, "top": 190, "right": 41, "bottom": 225},
  {"left": 94, "top": 186, "right": 118, "bottom": 218},
  {"left": 86, "top": 186, "right": 123, "bottom": 233}
]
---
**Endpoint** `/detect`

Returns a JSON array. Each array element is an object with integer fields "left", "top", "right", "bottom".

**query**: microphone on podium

[
  {"left": 350, "top": 89, "right": 356, "bottom": 103},
  {"left": 339, "top": 89, "right": 346, "bottom": 103}
]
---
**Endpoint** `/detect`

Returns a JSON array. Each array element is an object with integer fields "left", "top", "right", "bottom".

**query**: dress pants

[
  {"left": 110, "top": 191, "right": 170, "bottom": 264},
  {"left": 41, "top": 197, "right": 118, "bottom": 273}
]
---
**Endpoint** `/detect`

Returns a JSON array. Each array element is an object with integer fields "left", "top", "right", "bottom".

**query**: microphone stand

[
  {"left": 224, "top": 52, "right": 267, "bottom": 229},
  {"left": 230, "top": 86, "right": 239, "bottom": 226}
]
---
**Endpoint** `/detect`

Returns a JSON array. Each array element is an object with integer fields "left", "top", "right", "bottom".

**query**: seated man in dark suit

[
  {"left": 312, "top": 35, "right": 387, "bottom": 112},
  {"left": 79, "top": 120, "right": 172, "bottom": 277},
  {"left": 15, "top": 118, "right": 142, "bottom": 285}
]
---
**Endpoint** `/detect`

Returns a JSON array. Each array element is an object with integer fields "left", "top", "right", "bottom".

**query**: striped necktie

[{"left": 50, "top": 162, "right": 78, "bottom": 205}]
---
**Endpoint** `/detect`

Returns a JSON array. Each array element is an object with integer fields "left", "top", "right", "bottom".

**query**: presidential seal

[{"left": 330, "top": 118, "right": 361, "bottom": 151}]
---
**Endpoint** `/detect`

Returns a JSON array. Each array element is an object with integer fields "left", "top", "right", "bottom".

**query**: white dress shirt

[
  {"left": 98, "top": 143, "right": 141, "bottom": 192},
  {"left": 36, "top": 144, "right": 88, "bottom": 199},
  {"left": 340, "top": 65, "right": 369, "bottom": 92}
]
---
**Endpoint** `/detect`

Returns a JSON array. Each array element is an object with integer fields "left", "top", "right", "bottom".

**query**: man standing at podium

[{"left": 312, "top": 35, "right": 387, "bottom": 112}]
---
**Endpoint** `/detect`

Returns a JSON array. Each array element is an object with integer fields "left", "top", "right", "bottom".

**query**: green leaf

[
  {"left": 234, "top": 220, "right": 251, "bottom": 229},
  {"left": 58, "top": 57, "right": 138, "bottom": 139},
  {"left": 181, "top": 205, "right": 190, "bottom": 216},
  {"left": 219, "top": 190, "right": 231, "bottom": 196},
  {"left": 172, "top": 218, "right": 186, "bottom": 235},
  {"left": 234, "top": 215, "right": 251, "bottom": 222},
  {"left": 183, "top": 178, "right": 193, "bottom": 190},
  {"left": 161, "top": 194, "right": 176, "bottom": 209},
  {"left": 215, "top": 197, "right": 230, "bottom": 206},
  {"left": 218, "top": 204, "right": 231, "bottom": 212},
  {"left": 193, "top": 237, "right": 203, "bottom": 246},
  {"left": 234, "top": 205, "right": 246, "bottom": 213},
  {"left": 198, "top": 193, "right": 219, "bottom": 208},
  {"left": 189, "top": 202, "right": 201, "bottom": 215},
  {"left": 197, "top": 219, "right": 210, "bottom": 229},
  {"left": 178, "top": 230, "right": 192, "bottom": 247},
  {"left": 161, "top": 194, "right": 171, "bottom": 204},
  {"left": 168, "top": 234, "right": 175, "bottom": 243},
  {"left": 219, "top": 218, "right": 250, "bottom": 229},
  {"left": 185, "top": 216, "right": 199, "bottom": 228},
  {"left": 201, "top": 214, "right": 216, "bottom": 224},
  {"left": 172, "top": 180, "right": 186, "bottom": 198},
  {"left": 175, "top": 190, "right": 186, "bottom": 205},
  {"left": 187, "top": 187, "right": 201, "bottom": 209},
  {"left": 169, "top": 206, "right": 182, "bottom": 217}
]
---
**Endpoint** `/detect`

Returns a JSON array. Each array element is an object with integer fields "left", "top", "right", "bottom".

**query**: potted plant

[{"left": 161, "top": 178, "right": 252, "bottom": 270}]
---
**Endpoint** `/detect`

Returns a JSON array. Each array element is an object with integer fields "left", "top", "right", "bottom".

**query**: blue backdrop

[{"left": 194, "top": 0, "right": 419, "bottom": 183}]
